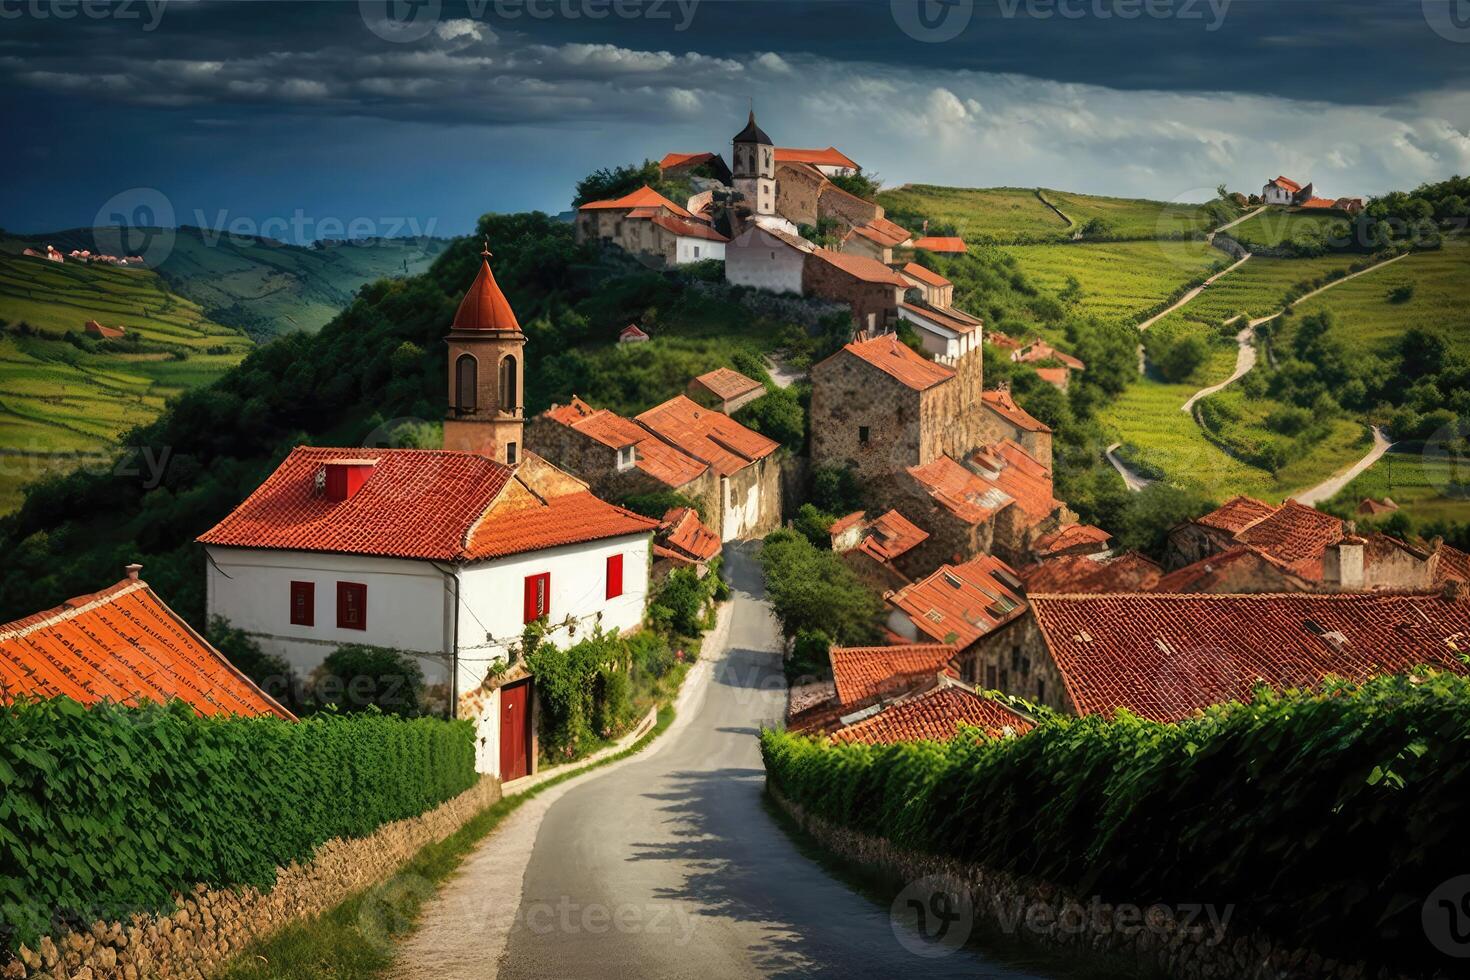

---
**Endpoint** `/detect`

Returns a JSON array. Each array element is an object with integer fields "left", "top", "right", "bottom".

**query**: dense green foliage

[
  {"left": 762, "top": 670, "right": 1470, "bottom": 973},
  {"left": 758, "top": 528, "right": 884, "bottom": 647},
  {"left": 0, "top": 698, "right": 475, "bottom": 953},
  {"left": 522, "top": 626, "right": 638, "bottom": 761},
  {"left": 311, "top": 645, "right": 429, "bottom": 718}
]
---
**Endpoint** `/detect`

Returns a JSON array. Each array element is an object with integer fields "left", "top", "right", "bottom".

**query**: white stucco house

[
  {"left": 1263, "top": 175, "right": 1303, "bottom": 206},
  {"left": 199, "top": 448, "right": 656, "bottom": 781},
  {"left": 897, "top": 303, "right": 985, "bottom": 360},
  {"left": 724, "top": 223, "right": 814, "bottom": 294}
]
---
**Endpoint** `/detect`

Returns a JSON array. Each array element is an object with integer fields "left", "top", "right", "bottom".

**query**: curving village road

[{"left": 395, "top": 544, "right": 1052, "bottom": 980}]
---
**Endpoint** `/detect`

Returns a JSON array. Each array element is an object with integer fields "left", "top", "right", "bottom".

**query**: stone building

[
  {"left": 658, "top": 151, "right": 732, "bottom": 185},
  {"left": 896, "top": 302, "right": 984, "bottom": 361},
  {"left": 962, "top": 590, "right": 1470, "bottom": 720},
  {"left": 978, "top": 388, "right": 1053, "bottom": 469},
  {"left": 574, "top": 185, "right": 728, "bottom": 266},
  {"left": 886, "top": 554, "right": 1028, "bottom": 656},
  {"left": 444, "top": 246, "right": 526, "bottom": 465},
  {"left": 732, "top": 110, "right": 777, "bottom": 222},
  {"left": 686, "top": 367, "right": 765, "bottom": 415},
  {"left": 898, "top": 262, "right": 954, "bottom": 308},
  {"left": 774, "top": 145, "right": 860, "bottom": 177},
  {"left": 802, "top": 249, "right": 908, "bottom": 332},
  {"left": 527, "top": 396, "right": 721, "bottom": 536},
  {"left": 829, "top": 508, "right": 930, "bottom": 593}
]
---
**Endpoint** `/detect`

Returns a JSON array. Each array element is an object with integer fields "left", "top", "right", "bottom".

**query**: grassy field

[
  {"left": 0, "top": 252, "right": 253, "bottom": 512},
  {"left": 877, "top": 185, "right": 1070, "bottom": 242},
  {"left": 1325, "top": 446, "right": 1470, "bottom": 525},
  {"left": 1102, "top": 343, "right": 1371, "bottom": 502},
  {"left": 1287, "top": 239, "right": 1470, "bottom": 352},
  {"left": 1041, "top": 189, "right": 1228, "bottom": 240},
  {"left": 1225, "top": 209, "right": 1349, "bottom": 250},
  {"left": 1000, "top": 240, "right": 1225, "bottom": 325},
  {"left": 1160, "top": 254, "right": 1361, "bottom": 327}
]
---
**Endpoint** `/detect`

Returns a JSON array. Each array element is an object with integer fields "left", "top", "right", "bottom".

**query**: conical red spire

[{"left": 452, "top": 241, "right": 520, "bottom": 332}]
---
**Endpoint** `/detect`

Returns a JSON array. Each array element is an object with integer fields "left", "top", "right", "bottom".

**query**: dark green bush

[
  {"left": 762, "top": 670, "right": 1470, "bottom": 974},
  {"left": 0, "top": 698, "right": 475, "bottom": 953}
]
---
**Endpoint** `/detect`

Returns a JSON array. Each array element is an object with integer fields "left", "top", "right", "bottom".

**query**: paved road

[{"left": 491, "top": 544, "right": 1049, "bottom": 980}]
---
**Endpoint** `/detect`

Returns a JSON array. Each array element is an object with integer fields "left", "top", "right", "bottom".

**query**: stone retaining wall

[
  {"left": 5, "top": 778, "right": 503, "bottom": 980},
  {"left": 768, "top": 787, "right": 1411, "bottom": 980}
]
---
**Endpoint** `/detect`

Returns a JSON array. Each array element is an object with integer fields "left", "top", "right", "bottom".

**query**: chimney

[
  {"left": 1322, "top": 537, "right": 1365, "bottom": 590},
  {"left": 323, "top": 459, "right": 377, "bottom": 503},
  {"left": 125, "top": 563, "right": 143, "bottom": 582}
]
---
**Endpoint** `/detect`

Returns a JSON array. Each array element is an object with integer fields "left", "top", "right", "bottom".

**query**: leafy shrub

[
  {"left": 617, "top": 489, "right": 705, "bottom": 522},
  {"left": 523, "top": 627, "right": 631, "bottom": 760},
  {"left": 0, "top": 698, "right": 475, "bottom": 953},
  {"left": 762, "top": 670, "right": 1470, "bottom": 974},
  {"left": 759, "top": 529, "right": 884, "bottom": 645},
  {"left": 792, "top": 503, "right": 836, "bottom": 547},
  {"left": 648, "top": 568, "right": 709, "bottom": 637},
  {"left": 310, "top": 645, "right": 427, "bottom": 718},
  {"left": 787, "top": 629, "right": 832, "bottom": 685},
  {"left": 1265, "top": 405, "right": 1312, "bottom": 436},
  {"left": 735, "top": 387, "right": 805, "bottom": 453},
  {"left": 1387, "top": 282, "right": 1415, "bottom": 304}
]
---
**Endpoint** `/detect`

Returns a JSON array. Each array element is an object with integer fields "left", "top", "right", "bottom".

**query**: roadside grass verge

[{"left": 217, "top": 704, "right": 678, "bottom": 980}]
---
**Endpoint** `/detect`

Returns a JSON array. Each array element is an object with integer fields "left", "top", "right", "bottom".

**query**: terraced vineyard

[
  {"left": 877, "top": 185, "right": 1070, "bottom": 242},
  {"left": 1040, "top": 189, "right": 1227, "bottom": 240},
  {"left": 1288, "top": 239, "right": 1470, "bottom": 351},
  {"left": 1149, "top": 254, "right": 1360, "bottom": 328},
  {"left": 1000, "top": 239, "right": 1225, "bottom": 324},
  {"left": 1326, "top": 447, "right": 1470, "bottom": 524},
  {"left": 1224, "top": 208, "right": 1348, "bottom": 250}
]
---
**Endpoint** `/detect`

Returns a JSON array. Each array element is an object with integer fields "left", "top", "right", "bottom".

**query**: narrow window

[
  {"left": 1037, "top": 679, "right": 1047, "bottom": 703},
  {"left": 455, "top": 354, "right": 477, "bottom": 414},
  {"left": 606, "top": 554, "right": 624, "bottom": 600},
  {"left": 985, "top": 665, "right": 998, "bottom": 689},
  {"left": 336, "top": 582, "right": 367, "bottom": 631},
  {"left": 858, "top": 426, "right": 870, "bottom": 444},
  {"left": 506, "top": 441, "right": 518, "bottom": 465},
  {"left": 289, "top": 581, "right": 314, "bottom": 627},
  {"left": 499, "top": 355, "right": 518, "bottom": 412},
  {"left": 523, "top": 572, "right": 550, "bottom": 623}
]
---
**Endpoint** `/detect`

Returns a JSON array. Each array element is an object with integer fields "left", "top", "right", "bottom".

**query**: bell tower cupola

[
  {"left": 731, "top": 105, "right": 776, "bottom": 217},
  {"left": 444, "top": 243, "right": 526, "bottom": 465}
]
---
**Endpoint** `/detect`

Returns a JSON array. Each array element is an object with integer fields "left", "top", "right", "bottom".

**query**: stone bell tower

[
  {"left": 444, "top": 244, "right": 526, "bottom": 465},
  {"left": 732, "top": 106, "right": 776, "bottom": 218}
]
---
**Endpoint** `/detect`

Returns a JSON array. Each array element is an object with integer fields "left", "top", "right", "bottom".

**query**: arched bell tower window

[
  {"left": 455, "top": 354, "right": 477, "bottom": 414},
  {"left": 499, "top": 355, "right": 518, "bottom": 412}
]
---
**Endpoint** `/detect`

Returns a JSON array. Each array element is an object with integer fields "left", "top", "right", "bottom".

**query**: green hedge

[
  {"left": 761, "top": 670, "right": 1470, "bottom": 974},
  {"left": 0, "top": 698, "right": 476, "bottom": 952}
]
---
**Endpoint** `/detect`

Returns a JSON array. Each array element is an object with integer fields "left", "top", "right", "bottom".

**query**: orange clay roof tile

[
  {"left": 828, "top": 643, "right": 957, "bottom": 707},
  {"left": 888, "top": 554, "right": 1028, "bottom": 650},
  {"left": 636, "top": 395, "right": 779, "bottom": 478},
  {"left": 834, "top": 333, "right": 956, "bottom": 391},
  {"left": 829, "top": 686, "right": 1033, "bottom": 745},
  {"left": 981, "top": 388, "right": 1051, "bottom": 433}
]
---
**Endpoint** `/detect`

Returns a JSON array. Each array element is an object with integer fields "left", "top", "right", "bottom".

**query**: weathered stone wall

[
  {"left": 818, "top": 182, "right": 882, "bottom": 230},
  {"left": 809, "top": 351, "right": 925, "bottom": 486},
  {"left": 961, "top": 614, "right": 1073, "bottom": 713},
  {"left": 721, "top": 456, "right": 783, "bottom": 541},
  {"left": 918, "top": 349, "right": 985, "bottom": 464},
  {"left": 976, "top": 403, "right": 1053, "bottom": 470},
  {"left": 1164, "top": 522, "right": 1237, "bottom": 570},
  {"left": 802, "top": 256, "right": 902, "bottom": 332},
  {"left": 691, "top": 277, "right": 847, "bottom": 327},
  {"left": 769, "top": 788, "right": 1408, "bottom": 980},
  {"left": 774, "top": 162, "right": 824, "bottom": 227},
  {"left": 5, "top": 778, "right": 503, "bottom": 980}
]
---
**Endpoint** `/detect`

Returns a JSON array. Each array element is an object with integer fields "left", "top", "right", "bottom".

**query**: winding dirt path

[
  {"left": 1181, "top": 325, "right": 1257, "bottom": 413},
  {"left": 1248, "top": 251, "right": 1410, "bottom": 328},
  {"left": 1294, "top": 426, "right": 1393, "bottom": 506},
  {"left": 1105, "top": 442, "right": 1153, "bottom": 493},
  {"left": 1138, "top": 253, "right": 1253, "bottom": 332}
]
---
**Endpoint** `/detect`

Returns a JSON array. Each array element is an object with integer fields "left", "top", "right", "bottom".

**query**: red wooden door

[{"left": 499, "top": 680, "right": 532, "bottom": 781}]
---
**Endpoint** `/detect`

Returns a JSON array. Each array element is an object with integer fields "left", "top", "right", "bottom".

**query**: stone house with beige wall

[{"left": 802, "top": 250, "right": 907, "bottom": 333}]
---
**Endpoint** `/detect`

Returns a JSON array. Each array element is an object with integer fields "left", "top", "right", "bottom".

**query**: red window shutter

[
  {"left": 337, "top": 582, "right": 367, "bottom": 630},
  {"left": 290, "top": 581, "right": 314, "bottom": 626},
  {"left": 523, "top": 573, "right": 549, "bottom": 623},
  {"left": 606, "top": 554, "right": 624, "bottom": 600}
]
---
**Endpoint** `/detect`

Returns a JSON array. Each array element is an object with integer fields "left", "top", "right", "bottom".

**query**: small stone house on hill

[
  {"left": 0, "top": 568, "right": 293, "bottom": 719},
  {"left": 886, "top": 554, "right": 1028, "bottom": 656},
  {"left": 658, "top": 151, "right": 732, "bottom": 185},
  {"left": 575, "top": 185, "right": 728, "bottom": 266},
  {"left": 724, "top": 223, "right": 815, "bottom": 295},
  {"left": 803, "top": 248, "right": 909, "bottom": 332},
  {"left": 686, "top": 367, "right": 765, "bottom": 414},
  {"left": 774, "top": 146, "right": 859, "bottom": 177}
]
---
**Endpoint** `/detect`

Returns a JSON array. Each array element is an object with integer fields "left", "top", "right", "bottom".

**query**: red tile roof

[
  {"left": 1029, "top": 591, "right": 1470, "bottom": 722},
  {"left": 659, "top": 151, "right": 717, "bottom": 170},
  {"left": 829, "top": 511, "right": 867, "bottom": 537},
  {"left": 774, "top": 146, "right": 860, "bottom": 170},
  {"left": 908, "top": 455, "right": 1011, "bottom": 524},
  {"left": 1357, "top": 497, "right": 1398, "bottom": 516},
  {"left": 0, "top": 579, "right": 293, "bottom": 719},
  {"left": 1021, "top": 551, "right": 1163, "bottom": 594},
  {"left": 452, "top": 250, "right": 521, "bottom": 333},
  {"left": 1197, "top": 495, "right": 1277, "bottom": 534},
  {"left": 889, "top": 554, "right": 1027, "bottom": 649},
  {"left": 690, "top": 367, "right": 763, "bottom": 402},
  {"left": 847, "top": 218, "right": 911, "bottom": 249},
  {"left": 810, "top": 247, "right": 910, "bottom": 286},
  {"left": 658, "top": 507, "right": 721, "bottom": 562},
  {"left": 899, "top": 303, "right": 983, "bottom": 336},
  {"left": 1033, "top": 523, "right": 1111, "bottom": 557},
  {"left": 84, "top": 319, "right": 127, "bottom": 339},
  {"left": 912, "top": 442, "right": 1059, "bottom": 527},
  {"left": 988, "top": 331, "right": 1021, "bottom": 350},
  {"left": 829, "top": 686, "right": 1033, "bottom": 745},
  {"left": 860, "top": 509, "right": 929, "bottom": 562},
  {"left": 619, "top": 324, "right": 649, "bottom": 340},
  {"left": 1151, "top": 546, "right": 1308, "bottom": 594},
  {"left": 1016, "top": 340, "right": 1086, "bottom": 371},
  {"left": 199, "top": 447, "right": 655, "bottom": 562},
  {"left": 545, "top": 398, "right": 709, "bottom": 488},
  {"left": 900, "top": 262, "right": 951, "bottom": 289},
  {"left": 834, "top": 333, "right": 955, "bottom": 391},
  {"left": 1235, "top": 500, "right": 1344, "bottom": 578},
  {"left": 1035, "top": 367, "right": 1068, "bottom": 388},
  {"left": 650, "top": 213, "right": 729, "bottom": 243},
  {"left": 1269, "top": 176, "right": 1303, "bottom": 194},
  {"left": 912, "top": 236, "right": 967, "bottom": 253},
  {"left": 636, "top": 395, "right": 779, "bottom": 478},
  {"left": 829, "top": 643, "right": 956, "bottom": 707},
  {"left": 578, "top": 185, "right": 692, "bottom": 219},
  {"left": 981, "top": 389, "right": 1051, "bottom": 433},
  {"left": 1299, "top": 197, "right": 1338, "bottom": 210},
  {"left": 1437, "top": 544, "right": 1470, "bottom": 585}
]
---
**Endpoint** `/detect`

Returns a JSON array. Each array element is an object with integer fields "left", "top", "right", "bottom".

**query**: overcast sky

[{"left": 2, "top": 0, "right": 1468, "bottom": 240}]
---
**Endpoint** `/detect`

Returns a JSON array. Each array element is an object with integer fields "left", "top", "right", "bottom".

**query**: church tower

[
  {"left": 444, "top": 245, "right": 526, "bottom": 465},
  {"left": 732, "top": 107, "right": 776, "bottom": 217}
]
